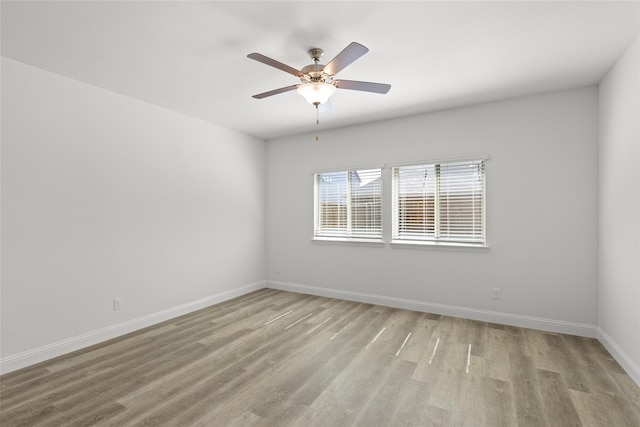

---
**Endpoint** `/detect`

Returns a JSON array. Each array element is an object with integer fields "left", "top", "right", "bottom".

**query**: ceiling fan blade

[
  {"left": 335, "top": 80, "right": 391, "bottom": 94},
  {"left": 252, "top": 84, "right": 300, "bottom": 99},
  {"left": 323, "top": 42, "right": 369, "bottom": 76},
  {"left": 247, "top": 53, "right": 304, "bottom": 77}
]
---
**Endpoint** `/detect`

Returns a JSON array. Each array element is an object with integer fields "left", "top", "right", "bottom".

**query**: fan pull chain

[{"left": 315, "top": 103, "right": 320, "bottom": 141}]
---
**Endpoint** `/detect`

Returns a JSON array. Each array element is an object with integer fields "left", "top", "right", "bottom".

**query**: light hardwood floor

[{"left": 1, "top": 289, "right": 639, "bottom": 426}]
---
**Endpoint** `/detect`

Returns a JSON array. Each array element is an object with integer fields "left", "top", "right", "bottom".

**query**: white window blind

[
  {"left": 314, "top": 168, "right": 382, "bottom": 239},
  {"left": 392, "top": 159, "right": 486, "bottom": 245}
]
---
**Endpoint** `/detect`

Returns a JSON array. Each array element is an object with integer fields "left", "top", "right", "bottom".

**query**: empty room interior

[{"left": 1, "top": 1, "right": 639, "bottom": 425}]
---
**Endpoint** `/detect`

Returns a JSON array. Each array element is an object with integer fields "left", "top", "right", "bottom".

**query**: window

[
  {"left": 392, "top": 158, "right": 486, "bottom": 246},
  {"left": 314, "top": 168, "right": 382, "bottom": 240}
]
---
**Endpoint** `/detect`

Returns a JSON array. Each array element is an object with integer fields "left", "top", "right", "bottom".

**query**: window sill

[
  {"left": 312, "top": 237, "right": 386, "bottom": 247},
  {"left": 390, "top": 240, "right": 489, "bottom": 252}
]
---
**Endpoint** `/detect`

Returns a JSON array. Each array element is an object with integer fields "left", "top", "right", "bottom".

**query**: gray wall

[
  {"left": 1, "top": 58, "right": 266, "bottom": 370},
  {"left": 598, "top": 36, "right": 640, "bottom": 384},
  {"left": 266, "top": 87, "right": 599, "bottom": 333}
]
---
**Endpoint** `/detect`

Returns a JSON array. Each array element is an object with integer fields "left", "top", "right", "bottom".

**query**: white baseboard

[
  {"left": 0, "top": 281, "right": 266, "bottom": 375},
  {"left": 597, "top": 327, "right": 640, "bottom": 387},
  {"left": 267, "top": 280, "right": 598, "bottom": 338}
]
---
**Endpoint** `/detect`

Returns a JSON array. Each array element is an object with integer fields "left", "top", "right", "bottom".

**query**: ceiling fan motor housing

[
  {"left": 301, "top": 63, "right": 332, "bottom": 83},
  {"left": 301, "top": 48, "right": 333, "bottom": 83}
]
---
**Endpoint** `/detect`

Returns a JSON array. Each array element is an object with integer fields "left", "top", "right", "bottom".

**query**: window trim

[
  {"left": 312, "top": 237, "right": 386, "bottom": 246},
  {"left": 389, "top": 240, "right": 490, "bottom": 251},
  {"left": 391, "top": 155, "right": 489, "bottom": 248}
]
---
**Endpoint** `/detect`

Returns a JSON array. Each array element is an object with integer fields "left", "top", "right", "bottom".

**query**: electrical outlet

[
  {"left": 492, "top": 288, "right": 502, "bottom": 300},
  {"left": 113, "top": 297, "right": 123, "bottom": 311},
  {"left": 275, "top": 265, "right": 280, "bottom": 274}
]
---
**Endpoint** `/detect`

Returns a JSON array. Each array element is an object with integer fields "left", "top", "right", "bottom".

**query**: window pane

[
  {"left": 351, "top": 169, "right": 382, "bottom": 237},
  {"left": 396, "top": 164, "right": 436, "bottom": 238},
  {"left": 317, "top": 172, "right": 347, "bottom": 235},
  {"left": 439, "top": 161, "right": 484, "bottom": 242}
]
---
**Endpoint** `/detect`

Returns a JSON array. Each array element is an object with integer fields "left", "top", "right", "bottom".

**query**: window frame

[
  {"left": 391, "top": 155, "right": 488, "bottom": 248},
  {"left": 313, "top": 166, "right": 384, "bottom": 243}
]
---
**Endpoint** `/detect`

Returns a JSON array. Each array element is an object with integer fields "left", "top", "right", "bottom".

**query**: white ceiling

[{"left": 2, "top": 1, "right": 639, "bottom": 140}]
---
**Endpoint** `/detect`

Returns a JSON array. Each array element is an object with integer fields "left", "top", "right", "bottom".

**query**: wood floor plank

[
  {"left": 537, "top": 369, "right": 582, "bottom": 426},
  {"left": 542, "top": 333, "right": 593, "bottom": 393},
  {"left": 523, "top": 329, "right": 557, "bottom": 372},
  {"left": 398, "top": 313, "right": 438, "bottom": 363},
  {"left": 450, "top": 374, "right": 491, "bottom": 425},
  {"left": 481, "top": 327, "right": 511, "bottom": 382},
  {"left": 508, "top": 352, "right": 548, "bottom": 426},
  {"left": 425, "top": 338, "right": 470, "bottom": 411},
  {"left": 504, "top": 325, "right": 529, "bottom": 356},
  {"left": 481, "top": 377, "right": 518, "bottom": 427}
]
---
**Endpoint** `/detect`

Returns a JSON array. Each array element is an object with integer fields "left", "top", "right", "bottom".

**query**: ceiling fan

[{"left": 247, "top": 42, "right": 391, "bottom": 108}]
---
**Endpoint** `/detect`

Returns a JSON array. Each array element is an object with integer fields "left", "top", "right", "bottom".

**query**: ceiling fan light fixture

[{"left": 297, "top": 82, "right": 337, "bottom": 105}]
